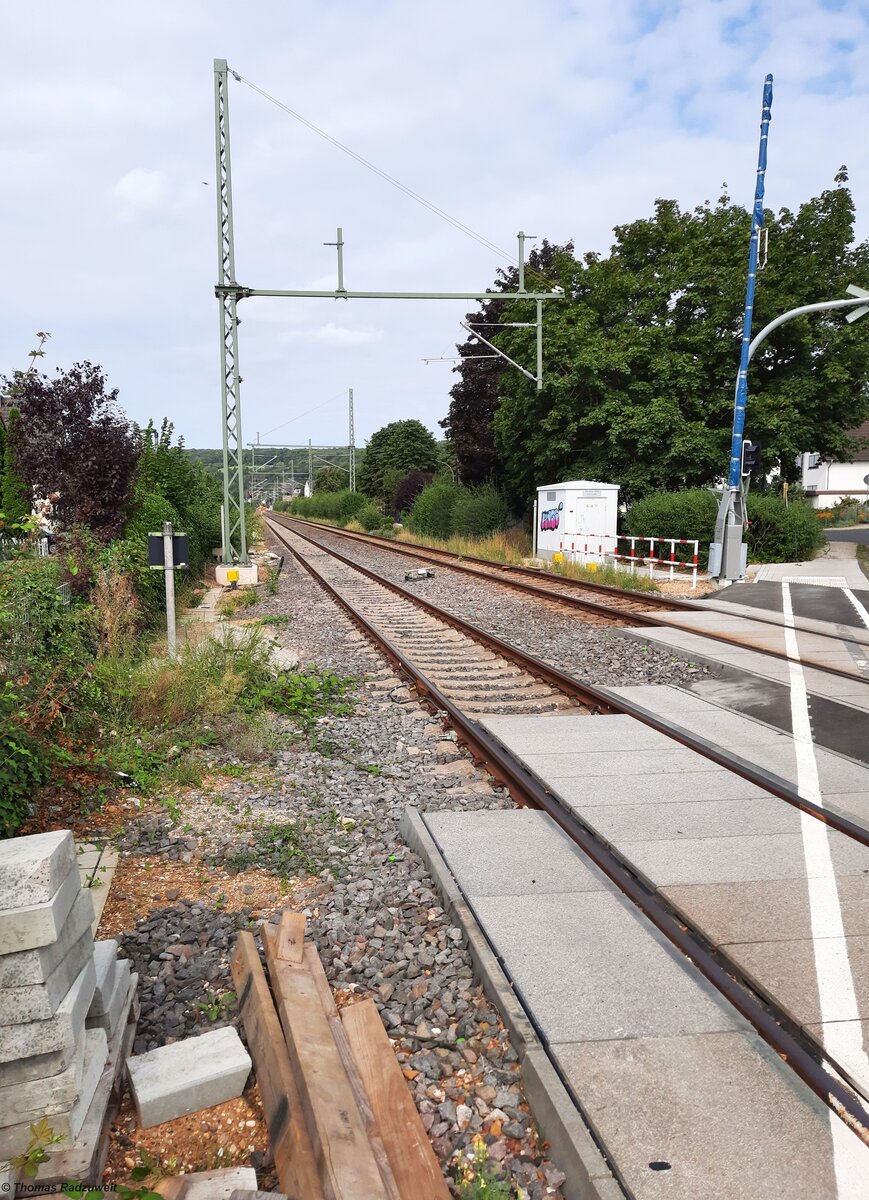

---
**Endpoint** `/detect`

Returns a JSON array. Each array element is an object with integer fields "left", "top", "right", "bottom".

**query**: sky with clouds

[{"left": 3, "top": 0, "right": 868, "bottom": 451}]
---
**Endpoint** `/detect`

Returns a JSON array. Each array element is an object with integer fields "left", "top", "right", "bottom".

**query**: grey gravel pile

[
  {"left": 119, "top": 899, "right": 251, "bottom": 1054},
  {"left": 284, "top": 522, "right": 711, "bottom": 687}
]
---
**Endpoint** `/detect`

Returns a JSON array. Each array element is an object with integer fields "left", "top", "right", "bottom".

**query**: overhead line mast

[
  {"left": 214, "top": 59, "right": 248, "bottom": 564},
  {"left": 212, "top": 59, "right": 563, "bottom": 564}
]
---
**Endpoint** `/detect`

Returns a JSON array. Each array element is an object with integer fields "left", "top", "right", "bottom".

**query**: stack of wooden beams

[{"left": 231, "top": 911, "right": 451, "bottom": 1200}]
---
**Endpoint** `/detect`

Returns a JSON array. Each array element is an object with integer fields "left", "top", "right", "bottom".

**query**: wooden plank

[
  {"left": 230, "top": 933, "right": 324, "bottom": 1200},
  {"left": 266, "top": 954, "right": 390, "bottom": 1200},
  {"left": 274, "top": 911, "right": 306, "bottom": 965},
  {"left": 262, "top": 926, "right": 400, "bottom": 1200},
  {"left": 342, "top": 999, "right": 450, "bottom": 1200}
]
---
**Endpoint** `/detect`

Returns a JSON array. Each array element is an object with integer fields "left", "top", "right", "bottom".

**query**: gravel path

[{"left": 269, "top": 520, "right": 711, "bottom": 688}]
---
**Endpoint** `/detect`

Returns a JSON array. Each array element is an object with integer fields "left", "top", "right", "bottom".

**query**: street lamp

[{"left": 711, "top": 284, "right": 869, "bottom": 580}]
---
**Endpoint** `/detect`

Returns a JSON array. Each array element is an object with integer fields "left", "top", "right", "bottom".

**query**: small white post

[
  {"left": 532, "top": 498, "right": 538, "bottom": 559},
  {"left": 163, "top": 520, "right": 177, "bottom": 660}
]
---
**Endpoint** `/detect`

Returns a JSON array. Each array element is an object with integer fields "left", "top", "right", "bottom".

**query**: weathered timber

[
  {"left": 263, "top": 947, "right": 389, "bottom": 1199},
  {"left": 274, "top": 911, "right": 306, "bottom": 965},
  {"left": 262, "top": 924, "right": 401, "bottom": 1200},
  {"left": 230, "top": 933, "right": 324, "bottom": 1200},
  {"left": 342, "top": 999, "right": 451, "bottom": 1200}
]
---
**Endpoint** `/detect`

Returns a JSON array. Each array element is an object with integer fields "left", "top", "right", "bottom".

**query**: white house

[{"left": 800, "top": 419, "right": 869, "bottom": 507}]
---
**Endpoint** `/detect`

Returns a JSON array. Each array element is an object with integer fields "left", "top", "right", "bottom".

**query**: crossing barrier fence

[{"left": 558, "top": 534, "right": 701, "bottom": 589}]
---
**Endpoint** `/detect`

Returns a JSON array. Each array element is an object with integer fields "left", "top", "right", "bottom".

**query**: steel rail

[
  {"left": 269, "top": 518, "right": 869, "bottom": 849},
  {"left": 270, "top": 518, "right": 869, "bottom": 1147},
  {"left": 273, "top": 514, "right": 869, "bottom": 686}
]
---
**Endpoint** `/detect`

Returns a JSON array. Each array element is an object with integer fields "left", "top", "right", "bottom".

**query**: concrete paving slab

[
  {"left": 0, "top": 867, "right": 80, "bottom": 956},
  {"left": 550, "top": 771, "right": 769, "bottom": 807},
  {"left": 660, "top": 877, "right": 869, "bottom": 945},
  {"left": 87, "top": 957, "right": 130, "bottom": 1036},
  {"left": 521, "top": 747, "right": 722, "bottom": 781},
  {"left": 425, "top": 810, "right": 607, "bottom": 896},
  {"left": 0, "top": 958, "right": 94, "bottom": 1064},
  {"left": 575, "top": 796, "right": 800, "bottom": 843},
  {"left": 90, "top": 940, "right": 119, "bottom": 1014},
  {"left": 723, "top": 936, "right": 869, "bottom": 1026},
  {"left": 0, "top": 928, "right": 94, "bottom": 1024},
  {"left": 0, "top": 1025, "right": 86, "bottom": 1128},
  {"left": 127, "top": 1025, "right": 251, "bottom": 1128},
  {"left": 480, "top": 713, "right": 674, "bottom": 754},
  {"left": 471, "top": 892, "right": 742, "bottom": 1044},
  {"left": 0, "top": 830, "right": 76, "bottom": 911},
  {"left": 0, "top": 890, "right": 93, "bottom": 989},
  {"left": 609, "top": 684, "right": 793, "bottom": 745},
  {"left": 618, "top": 829, "right": 869, "bottom": 889},
  {"left": 0, "top": 1026, "right": 107, "bottom": 1157},
  {"left": 553, "top": 1031, "right": 847, "bottom": 1199},
  {"left": 825, "top": 793, "right": 869, "bottom": 826}
]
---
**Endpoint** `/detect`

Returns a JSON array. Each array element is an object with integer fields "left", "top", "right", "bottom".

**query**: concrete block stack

[{"left": 0, "top": 830, "right": 136, "bottom": 1179}]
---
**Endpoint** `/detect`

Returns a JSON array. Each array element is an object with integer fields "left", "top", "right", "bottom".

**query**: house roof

[{"left": 847, "top": 419, "right": 869, "bottom": 462}]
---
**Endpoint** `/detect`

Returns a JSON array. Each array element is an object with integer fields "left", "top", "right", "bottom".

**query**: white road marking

[
  {"left": 843, "top": 587, "right": 869, "bottom": 631},
  {"left": 781, "top": 582, "right": 869, "bottom": 1192}
]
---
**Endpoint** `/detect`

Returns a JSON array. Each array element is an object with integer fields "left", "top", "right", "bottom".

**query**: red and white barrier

[{"left": 557, "top": 534, "right": 701, "bottom": 589}]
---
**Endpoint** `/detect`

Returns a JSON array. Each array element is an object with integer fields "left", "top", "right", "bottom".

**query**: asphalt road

[{"left": 825, "top": 527, "right": 869, "bottom": 544}]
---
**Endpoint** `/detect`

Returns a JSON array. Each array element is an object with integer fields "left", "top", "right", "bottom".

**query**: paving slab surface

[
  {"left": 424, "top": 807, "right": 869, "bottom": 1196},
  {"left": 0, "top": 830, "right": 76, "bottom": 910}
]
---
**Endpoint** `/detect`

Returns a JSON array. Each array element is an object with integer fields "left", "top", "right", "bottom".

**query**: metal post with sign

[{"left": 148, "top": 523, "right": 189, "bottom": 660}]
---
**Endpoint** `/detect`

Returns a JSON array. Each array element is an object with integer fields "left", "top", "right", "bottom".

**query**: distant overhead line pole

[{"left": 212, "top": 57, "right": 563, "bottom": 561}]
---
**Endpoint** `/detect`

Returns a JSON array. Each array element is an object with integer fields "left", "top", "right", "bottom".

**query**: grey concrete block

[
  {"left": 0, "top": 928, "right": 94, "bottom": 1025},
  {"left": 0, "top": 889, "right": 94, "bottom": 988},
  {"left": 0, "top": 830, "right": 76, "bottom": 911},
  {"left": 0, "top": 957, "right": 94, "bottom": 1065},
  {"left": 86, "top": 958, "right": 131, "bottom": 1036},
  {"left": 0, "top": 1038, "right": 79, "bottom": 1086},
  {"left": 551, "top": 770, "right": 768, "bottom": 807},
  {"left": 89, "top": 940, "right": 119, "bottom": 1015},
  {"left": 0, "top": 1027, "right": 106, "bottom": 1158},
  {"left": 521, "top": 747, "right": 722, "bottom": 781},
  {"left": 0, "top": 867, "right": 80, "bottom": 956},
  {"left": 127, "top": 1026, "right": 251, "bottom": 1128},
  {"left": 0, "top": 1026, "right": 86, "bottom": 1128},
  {"left": 425, "top": 809, "right": 607, "bottom": 896}
]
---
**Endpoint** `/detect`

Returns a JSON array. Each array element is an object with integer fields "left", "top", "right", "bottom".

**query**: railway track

[
  {"left": 266, "top": 516, "right": 869, "bottom": 1149},
  {"left": 271, "top": 513, "right": 868, "bottom": 683}
]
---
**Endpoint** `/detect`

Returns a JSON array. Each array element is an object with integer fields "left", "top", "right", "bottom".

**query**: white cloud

[
  {"left": 112, "top": 168, "right": 170, "bottom": 222},
  {"left": 1, "top": 0, "right": 868, "bottom": 446},
  {"left": 281, "top": 323, "right": 384, "bottom": 347}
]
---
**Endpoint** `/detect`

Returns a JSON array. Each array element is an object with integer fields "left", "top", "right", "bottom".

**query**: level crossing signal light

[{"left": 741, "top": 439, "right": 762, "bottom": 478}]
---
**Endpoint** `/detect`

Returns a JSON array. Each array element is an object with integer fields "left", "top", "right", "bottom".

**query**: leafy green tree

[
  {"left": 454, "top": 178, "right": 869, "bottom": 507},
  {"left": 358, "top": 419, "right": 439, "bottom": 502},
  {"left": 1, "top": 409, "right": 31, "bottom": 529},
  {"left": 3, "top": 362, "right": 141, "bottom": 539},
  {"left": 314, "top": 466, "right": 347, "bottom": 493}
]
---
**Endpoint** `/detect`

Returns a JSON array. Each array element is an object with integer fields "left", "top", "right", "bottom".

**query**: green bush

[
  {"left": 357, "top": 502, "right": 384, "bottom": 532},
  {"left": 451, "top": 484, "right": 508, "bottom": 538},
  {"left": 623, "top": 488, "right": 824, "bottom": 567},
  {"left": 408, "top": 480, "right": 459, "bottom": 539},
  {"left": 0, "top": 689, "right": 49, "bottom": 836},
  {"left": 622, "top": 489, "right": 718, "bottom": 565},
  {"left": 290, "top": 490, "right": 365, "bottom": 524},
  {"left": 744, "top": 494, "right": 824, "bottom": 563}
]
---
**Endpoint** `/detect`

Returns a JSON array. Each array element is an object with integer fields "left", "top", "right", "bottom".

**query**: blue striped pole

[{"left": 727, "top": 75, "right": 773, "bottom": 491}]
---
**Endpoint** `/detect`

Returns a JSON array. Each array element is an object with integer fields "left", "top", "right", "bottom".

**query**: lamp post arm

[{"left": 747, "top": 296, "right": 869, "bottom": 364}]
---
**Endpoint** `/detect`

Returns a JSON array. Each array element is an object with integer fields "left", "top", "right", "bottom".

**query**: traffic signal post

[{"left": 711, "top": 285, "right": 869, "bottom": 582}]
